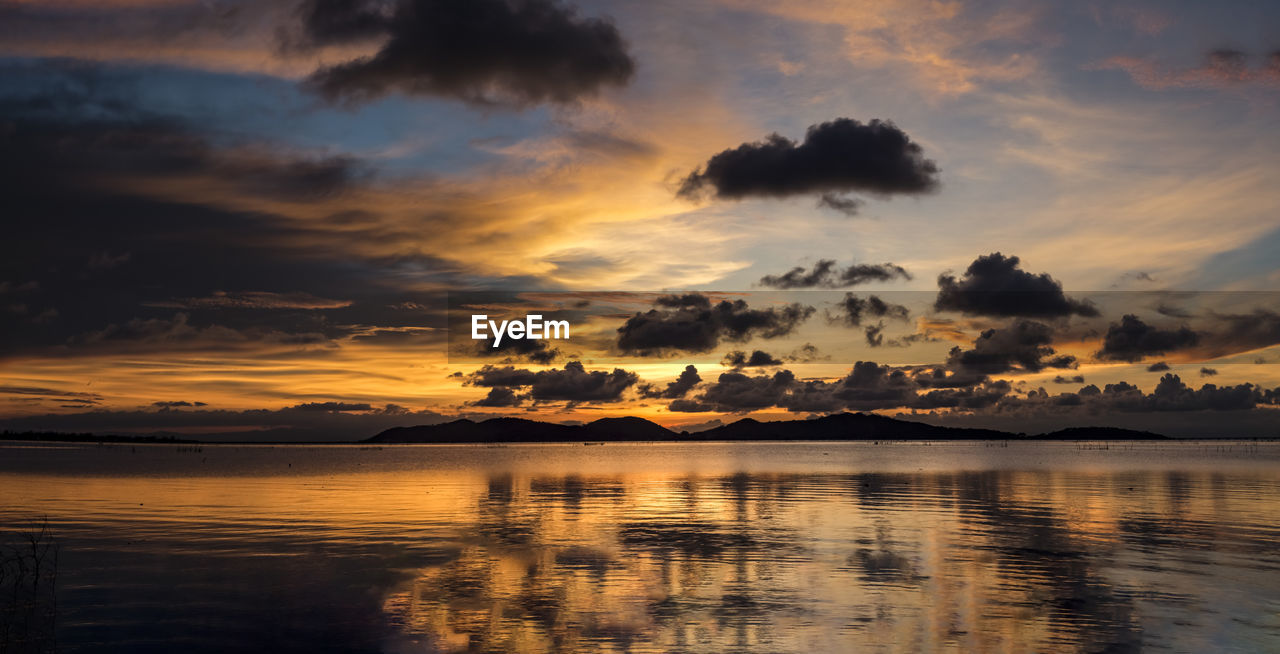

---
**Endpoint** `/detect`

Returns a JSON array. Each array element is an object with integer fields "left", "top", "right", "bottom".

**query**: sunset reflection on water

[{"left": 2, "top": 441, "right": 1278, "bottom": 653}]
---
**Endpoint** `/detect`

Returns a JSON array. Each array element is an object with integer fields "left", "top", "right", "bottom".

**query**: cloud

[
  {"left": 149, "top": 291, "right": 352, "bottom": 310},
  {"left": 1096, "top": 315, "right": 1198, "bottom": 362},
  {"left": 934, "top": 253, "right": 1099, "bottom": 318},
  {"left": 677, "top": 118, "right": 940, "bottom": 202},
  {"left": 668, "top": 359, "right": 1009, "bottom": 414},
  {"left": 467, "top": 361, "right": 637, "bottom": 404},
  {"left": 638, "top": 364, "right": 701, "bottom": 399},
  {"left": 826, "top": 360, "right": 922, "bottom": 411},
  {"left": 668, "top": 361, "right": 913, "bottom": 414},
  {"left": 303, "top": 0, "right": 635, "bottom": 107},
  {"left": 472, "top": 387, "right": 525, "bottom": 407},
  {"left": 667, "top": 398, "right": 714, "bottom": 413},
  {"left": 945, "top": 320, "right": 1076, "bottom": 375},
  {"left": 0, "top": 385, "right": 103, "bottom": 406},
  {"left": 1052, "top": 375, "right": 1085, "bottom": 384},
  {"left": 0, "top": 2, "right": 325, "bottom": 77},
  {"left": 1200, "top": 367, "right": 1218, "bottom": 377},
  {"left": 721, "top": 0, "right": 1045, "bottom": 96},
  {"left": 758, "top": 259, "right": 912, "bottom": 289},
  {"left": 864, "top": 323, "right": 887, "bottom": 347},
  {"left": 68, "top": 313, "right": 330, "bottom": 353},
  {"left": 1147, "top": 362, "right": 1170, "bottom": 372},
  {"left": 472, "top": 336, "right": 561, "bottom": 365},
  {"left": 1202, "top": 309, "right": 1280, "bottom": 356},
  {"left": 465, "top": 365, "right": 538, "bottom": 388},
  {"left": 1125, "top": 374, "right": 1264, "bottom": 412},
  {"left": 616, "top": 294, "right": 814, "bottom": 356},
  {"left": 293, "top": 401, "right": 378, "bottom": 412},
  {"left": 784, "top": 343, "right": 828, "bottom": 362},
  {"left": 0, "top": 75, "right": 486, "bottom": 362},
  {"left": 151, "top": 400, "right": 208, "bottom": 408},
  {"left": 689, "top": 369, "right": 799, "bottom": 413},
  {"left": 721, "top": 350, "right": 783, "bottom": 368},
  {"left": 909, "top": 380, "right": 1013, "bottom": 410},
  {"left": 827, "top": 293, "right": 911, "bottom": 327},
  {"left": 1096, "top": 48, "right": 1280, "bottom": 90},
  {"left": 1154, "top": 302, "right": 1193, "bottom": 319},
  {"left": 816, "top": 193, "right": 865, "bottom": 216},
  {"left": 293, "top": 0, "right": 395, "bottom": 47},
  {"left": 666, "top": 358, "right": 1279, "bottom": 419}
]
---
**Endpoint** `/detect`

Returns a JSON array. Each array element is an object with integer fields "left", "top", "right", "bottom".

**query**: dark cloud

[
  {"left": 827, "top": 361, "right": 920, "bottom": 411},
  {"left": 864, "top": 323, "right": 886, "bottom": 347},
  {"left": 785, "top": 343, "right": 828, "bottom": 362},
  {"left": 867, "top": 328, "right": 940, "bottom": 349},
  {"left": 1199, "top": 367, "right": 1218, "bottom": 376},
  {"left": 816, "top": 193, "right": 865, "bottom": 216},
  {"left": 1203, "top": 309, "right": 1280, "bottom": 355},
  {"left": 678, "top": 118, "right": 940, "bottom": 201},
  {"left": 474, "top": 336, "right": 561, "bottom": 364},
  {"left": 638, "top": 365, "right": 701, "bottom": 400},
  {"left": 65, "top": 313, "right": 330, "bottom": 353},
  {"left": 910, "top": 365, "right": 987, "bottom": 390},
  {"left": 721, "top": 350, "right": 783, "bottom": 368},
  {"left": 466, "top": 365, "right": 539, "bottom": 388},
  {"left": 467, "top": 361, "right": 637, "bottom": 404},
  {"left": 945, "top": 320, "right": 1076, "bottom": 375},
  {"left": 473, "top": 387, "right": 525, "bottom": 407},
  {"left": 1206, "top": 48, "right": 1249, "bottom": 75},
  {"left": 1154, "top": 301, "right": 1193, "bottom": 318},
  {"left": 151, "top": 400, "right": 209, "bottom": 408},
  {"left": 0, "top": 1, "right": 284, "bottom": 56},
  {"left": 934, "top": 253, "right": 1098, "bottom": 318},
  {"left": 1052, "top": 375, "right": 1085, "bottom": 384},
  {"left": 997, "top": 374, "right": 1276, "bottom": 418},
  {"left": 1140, "top": 374, "right": 1261, "bottom": 411},
  {"left": 669, "top": 359, "right": 1020, "bottom": 415},
  {"left": 909, "top": 380, "right": 1012, "bottom": 410},
  {"left": 1096, "top": 315, "right": 1198, "bottom": 362},
  {"left": 295, "top": 0, "right": 393, "bottom": 46},
  {"left": 759, "top": 259, "right": 911, "bottom": 289},
  {"left": 693, "top": 370, "right": 798, "bottom": 413},
  {"left": 669, "top": 361, "right": 919, "bottom": 414},
  {"left": 827, "top": 293, "right": 911, "bottom": 327},
  {"left": 616, "top": 294, "right": 814, "bottom": 356},
  {"left": 667, "top": 399, "right": 714, "bottom": 413},
  {"left": 293, "top": 401, "right": 377, "bottom": 412},
  {"left": 668, "top": 359, "right": 1279, "bottom": 419},
  {"left": 303, "top": 0, "right": 635, "bottom": 107},
  {"left": 1147, "top": 361, "right": 1170, "bottom": 372},
  {"left": 0, "top": 385, "right": 102, "bottom": 404},
  {"left": 150, "top": 291, "right": 352, "bottom": 310},
  {"left": 0, "top": 69, "right": 474, "bottom": 358}
]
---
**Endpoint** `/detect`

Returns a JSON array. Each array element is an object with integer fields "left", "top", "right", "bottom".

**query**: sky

[{"left": 2, "top": 0, "right": 1280, "bottom": 440}]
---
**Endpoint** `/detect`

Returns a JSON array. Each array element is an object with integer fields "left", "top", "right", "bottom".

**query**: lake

[{"left": 1, "top": 440, "right": 1278, "bottom": 653}]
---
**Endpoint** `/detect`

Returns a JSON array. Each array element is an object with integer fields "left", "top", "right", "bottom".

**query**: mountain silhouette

[{"left": 364, "top": 412, "right": 1168, "bottom": 443}]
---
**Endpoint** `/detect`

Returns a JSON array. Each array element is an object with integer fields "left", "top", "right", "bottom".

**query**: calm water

[{"left": 1, "top": 440, "right": 1279, "bottom": 653}]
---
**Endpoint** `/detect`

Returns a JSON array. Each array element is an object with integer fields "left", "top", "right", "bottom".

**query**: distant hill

[
  {"left": 1037, "top": 426, "right": 1167, "bottom": 441},
  {"left": 696, "top": 412, "right": 1012, "bottom": 441},
  {"left": 364, "top": 412, "right": 1171, "bottom": 443},
  {"left": 0, "top": 430, "right": 196, "bottom": 443}
]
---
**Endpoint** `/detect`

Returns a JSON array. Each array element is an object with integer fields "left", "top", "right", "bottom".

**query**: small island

[{"left": 364, "top": 412, "right": 1168, "bottom": 444}]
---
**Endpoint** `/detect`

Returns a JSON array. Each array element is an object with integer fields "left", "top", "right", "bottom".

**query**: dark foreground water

[{"left": 1, "top": 440, "right": 1278, "bottom": 653}]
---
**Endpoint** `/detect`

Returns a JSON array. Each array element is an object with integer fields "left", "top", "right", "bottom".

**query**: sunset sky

[{"left": 3, "top": 0, "right": 1280, "bottom": 439}]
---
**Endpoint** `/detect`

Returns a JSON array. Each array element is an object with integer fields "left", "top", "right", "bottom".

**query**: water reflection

[{"left": 1, "top": 442, "right": 1278, "bottom": 652}]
